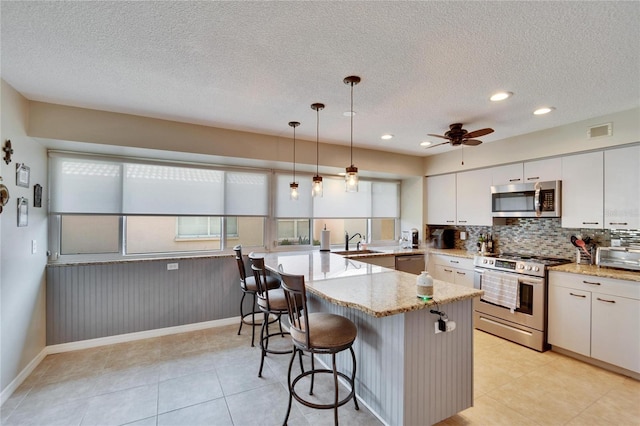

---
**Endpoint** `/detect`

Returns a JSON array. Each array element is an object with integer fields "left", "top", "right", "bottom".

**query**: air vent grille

[{"left": 588, "top": 123, "right": 612, "bottom": 138}]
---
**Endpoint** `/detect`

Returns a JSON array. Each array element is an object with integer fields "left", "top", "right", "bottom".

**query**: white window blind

[
  {"left": 372, "top": 182, "right": 399, "bottom": 218},
  {"left": 49, "top": 154, "right": 269, "bottom": 216},
  {"left": 274, "top": 173, "right": 312, "bottom": 218},
  {"left": 49, "top": 156, "right": 123, "bottom": 214},
  {"left": 313, "top": 178, "right": 372, "bottom": 218}
]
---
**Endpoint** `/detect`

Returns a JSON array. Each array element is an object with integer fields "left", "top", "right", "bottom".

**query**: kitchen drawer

[
  {"left": 549, "top": 271, "right": 640, "bottom": 300},
  {"left": 433, "top": 254, "right": 474, "bottom": 270}
]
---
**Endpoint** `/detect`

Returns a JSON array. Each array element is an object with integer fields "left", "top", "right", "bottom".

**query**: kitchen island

[{"left": 261, "top": 251, "right": 482, "bottom": 426}]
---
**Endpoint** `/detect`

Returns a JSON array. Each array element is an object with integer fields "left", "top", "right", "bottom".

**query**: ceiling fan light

[
  {"left": 490, "top": 91, "right": 513, "bottom": 101},
  {"left": 534, "top": 106, "right": 555, "bottom": 115}
]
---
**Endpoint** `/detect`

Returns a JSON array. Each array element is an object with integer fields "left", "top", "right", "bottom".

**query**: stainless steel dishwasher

[{"left": 395, "top": 254, "right": 425, "bottom": 275}]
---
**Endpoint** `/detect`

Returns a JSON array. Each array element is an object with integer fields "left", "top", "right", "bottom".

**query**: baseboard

[
  {"left": 1, "top": 317, "right": 239, "bottom": 407},
  {"left": 0, "top": 347, "right": 48, "bottom": 406},
  {"left": 551, "top": 346, "right": 640, "bottom": 381}
]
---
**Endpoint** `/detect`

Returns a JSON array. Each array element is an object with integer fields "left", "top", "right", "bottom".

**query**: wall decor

[
  {"left": 16, "top": 163, "right": 30, "bottom": 188},
  {"left": 17, "top": 197, "right": 28, "bottom": 227},
  {"left": 34, "top": 184, "right": 42, "bottom": 208},
  {"left": 3, "top": 140, "right": 13, "bottom": 165},
  {"left": 0, "top": 181, "right": 9, "bottom": 214}
]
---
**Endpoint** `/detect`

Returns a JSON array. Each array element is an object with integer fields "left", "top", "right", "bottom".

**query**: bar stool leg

[
  {"left": 258, "top": 311, "right": 269, "bottom": 378},
  {"left": 283, "top": 348, "right": 298, "bottom": 426},
  {"left": 237, "top": 291, "right": 247, "bottom": 336},
  {"left": 332, "top": 353, "right": 339, "bottom": 425},
  {"left": 250, "top": 293, "right": 257, "bottom": 347},
  {"left": 350, "top": 347, "right": 359, "bottom": 410}
]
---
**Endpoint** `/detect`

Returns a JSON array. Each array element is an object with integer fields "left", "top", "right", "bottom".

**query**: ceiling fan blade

[
  {"left": 464, "top": 128, "right": 494, "bottom": 139},
  {"left": 462, "top": 139, "right": 482, "bottom": 146},
  {"left": 426, "top": 134, "right": 451, "bottom": 140},
  {"left": 423, "top": 141, "right": 450, "bottom": 149}
]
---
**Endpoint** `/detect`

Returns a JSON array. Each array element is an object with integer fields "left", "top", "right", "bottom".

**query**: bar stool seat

[
  {"left": 234, "top": 245, "right": 280, "bottom": 347},
  {"left": 279, "top": 271, "right": 359, "bottom": 426}
]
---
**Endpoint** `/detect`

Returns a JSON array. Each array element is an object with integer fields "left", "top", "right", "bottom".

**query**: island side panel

[
  {"left": 308, "top": 295, "right": 406, "bottom": 426},
  {"left": 403, "top": 299, "right": 474, "bottom": 425}
]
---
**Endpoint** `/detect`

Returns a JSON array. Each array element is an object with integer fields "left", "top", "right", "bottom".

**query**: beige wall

[
  {"left": 1, "top": 81, "right": 48, "bottom": 397},
  {"left": 423, "top": 108, "right": 640, "bottom": 176}
]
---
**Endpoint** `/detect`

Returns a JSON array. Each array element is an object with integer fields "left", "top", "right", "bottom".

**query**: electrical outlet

[
  {"left": 460, "top": 231, "right": 467, "bottom": 240},
  {"left": 434, "top": 320, "right": 457, "bottom": 334},
  {"left": 31, "top": 240, "right": 37, "bottom": 254},
  {"left": 167, "top": 263, "right": 179, "bottom": 270}
]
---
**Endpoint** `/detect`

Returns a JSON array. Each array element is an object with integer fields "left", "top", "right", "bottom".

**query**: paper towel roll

[{"left": 320, "top": 230, "right": 331, "bottom": 251}]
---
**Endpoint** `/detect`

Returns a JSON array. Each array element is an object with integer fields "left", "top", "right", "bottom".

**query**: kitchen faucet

[{"left": 345, "top": 232, "right": 363, "bottom": 251}]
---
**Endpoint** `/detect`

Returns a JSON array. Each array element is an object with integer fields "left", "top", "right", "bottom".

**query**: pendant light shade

[
  {"left": 288, "top": 121, "right": 300, "bottom": 200},
  {"left": 344, "top": 76, "right": 361, "bottom": 192},
  {"left": 311, "top": 103, "right": 325, "bottom": 198}
]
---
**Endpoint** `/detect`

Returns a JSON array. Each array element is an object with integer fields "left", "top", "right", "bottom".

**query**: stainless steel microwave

[{"left": 491, "top": 180, "right": 561, "bottom": 218}]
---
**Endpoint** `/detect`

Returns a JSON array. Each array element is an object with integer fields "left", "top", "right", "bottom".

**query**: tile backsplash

[{"left": 426, "top": 219, "right": 640, "bottom": 260}]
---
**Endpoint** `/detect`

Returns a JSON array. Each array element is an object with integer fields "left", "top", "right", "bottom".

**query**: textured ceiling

[{"left": 1, "top": 1, "right": 639, "bottom": 156}]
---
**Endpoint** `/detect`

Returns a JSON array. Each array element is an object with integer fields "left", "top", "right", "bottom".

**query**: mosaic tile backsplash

[{"left": 427, "top": 218, "right": 638, "bottom": 261}]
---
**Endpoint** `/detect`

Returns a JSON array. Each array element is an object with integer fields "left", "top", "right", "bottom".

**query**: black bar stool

[
  {"left": 233, "top": 245, "right": 280, "bottom": 347},
  {"left": 279, "top": 270, "right": 359, "bottom": 425}
]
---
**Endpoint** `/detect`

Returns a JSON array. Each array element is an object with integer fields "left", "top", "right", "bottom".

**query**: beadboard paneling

[{"left": 46, "top": 256, "right": 244, "bottom": 345}]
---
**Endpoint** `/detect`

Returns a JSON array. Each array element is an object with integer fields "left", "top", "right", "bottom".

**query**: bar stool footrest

[{"left": 290, "top": 369, "right": 357, "bottom": 410}]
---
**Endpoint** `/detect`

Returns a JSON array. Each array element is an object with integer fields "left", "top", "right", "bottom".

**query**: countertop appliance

[
  {"left": 395, "top": 254, "right": 425, "bottom": 275},
  {"left": 491, "top": 180, "right": 561, "bottom": 218},
  {"left": 473, "top": 252, "right": 571, "bottom": 351},
  {"left": 596, "top": 246, "right": 640, "bottom": 271},
  {"left": 430, "top": 229, "right": 455, "bottom": 249}
]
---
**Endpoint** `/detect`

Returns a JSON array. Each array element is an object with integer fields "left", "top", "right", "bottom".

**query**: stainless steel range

[{"left": 473, "top": 253, "right": 571, "bottom": 351}]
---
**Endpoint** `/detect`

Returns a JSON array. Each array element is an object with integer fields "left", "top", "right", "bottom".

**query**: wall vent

[{"left": 588, "top": 123, "right": 612, "bottom": 138}]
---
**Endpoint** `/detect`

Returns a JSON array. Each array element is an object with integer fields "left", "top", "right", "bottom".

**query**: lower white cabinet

[
  {"left": 431, "top": 254, "right": 474, "bottom": 288},
  {"left": 548, "top": 271, "right": 640, "bottom": 373}
]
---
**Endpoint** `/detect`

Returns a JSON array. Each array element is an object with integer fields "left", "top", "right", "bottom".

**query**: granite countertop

[
  {"left": 550, "top": 263, "right": 640, "bottom": 283},
  {"left": 428, "top": 248, "right": 477, "bottom": 259},
  {"left": 260, "top": 251, "right": 482, "bottom": 318}
]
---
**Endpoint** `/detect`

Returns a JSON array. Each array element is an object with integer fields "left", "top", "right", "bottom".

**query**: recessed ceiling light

[
  {"left": 534, "top": 106, "right": 555, "bottom": 115},
  {"left": 420, "top": 141, "right": 432, "bottom": 147},
  {"left": 381, "top": 134, "right": 393, "bottom": 140},
  {"left": 490, "top": 91, "right": 513, "bottom": 102},
  {"left": 343, "top": 111, "right": 356, "bottom": 117}
]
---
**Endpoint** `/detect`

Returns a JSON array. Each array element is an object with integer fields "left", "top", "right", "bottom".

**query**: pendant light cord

[
  {"left": 292, "top": 125, "right": 296, "bottom": 181},
  {"left": 350, "top": 82, "right": 354, "bottom": 166},
  {"left": 316, "top": 107, "right": 319, "bottom": 176}
]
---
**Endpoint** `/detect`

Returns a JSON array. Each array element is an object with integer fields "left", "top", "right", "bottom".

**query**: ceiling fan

[{"left": 425, "top": 123, "right": 494, "bottom": 149}]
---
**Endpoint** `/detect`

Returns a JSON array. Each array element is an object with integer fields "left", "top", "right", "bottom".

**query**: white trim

[
  {"left": 0, "top": 347, "right": 47, "bottom": 406},
  {"left": 0, "top": 317, "right": 239, "bottom": 407}
]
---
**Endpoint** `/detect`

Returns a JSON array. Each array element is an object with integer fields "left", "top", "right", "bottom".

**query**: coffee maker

[{"left": 411, "top": 228, "right": 419, "bottom": 249}]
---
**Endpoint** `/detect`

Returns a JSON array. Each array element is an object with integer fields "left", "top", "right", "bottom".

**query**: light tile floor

[{"left": 1, "top": 325, "right": 638, "bottom": 425}]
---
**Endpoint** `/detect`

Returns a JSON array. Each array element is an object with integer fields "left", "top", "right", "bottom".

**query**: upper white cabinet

[
  {"left": 492, "top": 163, "right": 524, "bottom": 186},
  {"left": 456, "top": 168, "right": 492, "bottom": 226},
  {"left": 561, "top": 151, "right": 604, "bottom": 229},
  {"left": 426, "top": 174, "right": 456, "bottom": 225},
  {"left": 524, "top": 158, "right": 562, "bottom": 182},
  {"left": 604, "top": 145, "right": 640, "bottom": 230},
  {"left": 491, "top": 158, "right": 561, "bottom": 186}
]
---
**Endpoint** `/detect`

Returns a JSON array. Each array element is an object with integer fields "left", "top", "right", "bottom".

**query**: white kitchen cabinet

[
  {"left": 591, "top": 292, "right": 640, "bottom": 373},
  {"left": 431, "top": 255, "right": 474, "bottom": 288},
  {"left": 561, "top": 151, "right": 604, "bottom": 229},
  {"left": 524, "top": 157, "right": 562, "bottom": 182},
  {"left": 456, "top": 168, "right": 493, "bottom": 226},
  {"left": 491, "top": 163, "right": 524, "bottom": 186},
  {"left": 426, "top": 174, "right": 456, "bottom": 225},
  {"left": 548, "top": 283, "right": 591, "bottom": 357},
  {"left": 548, "top": 271, "right": 640, "bottom": 373},
  {"left": 491, "top": 158, "right": 561, "bottom": 186},
  {"left": 604, "top": 145, "right": 640, "bottom": 230}
]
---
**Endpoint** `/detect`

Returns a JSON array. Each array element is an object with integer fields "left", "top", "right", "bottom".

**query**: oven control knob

[
  {"left": 489, "top": 260, "right": 494, "bottom": 265},
  {"left": 526, "top": 265, "right": 532, "bottom": 271},
  {"left": 518, "top": 264, "right": 524, "bottom": 269},
  {"left": 483, "top": 259, "right": 488, "bottom": 264},
  {"left": 533, "top": 266, "right": 540, "bottom": 272}
]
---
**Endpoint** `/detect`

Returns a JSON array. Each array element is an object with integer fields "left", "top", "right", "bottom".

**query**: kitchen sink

[{"left": 332, "top": 249, "right": 382, "bottom": 256}]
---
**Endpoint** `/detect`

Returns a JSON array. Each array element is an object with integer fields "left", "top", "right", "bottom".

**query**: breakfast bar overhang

[{"left": 261, "top": 251, "right": 483, "bottom": 426}]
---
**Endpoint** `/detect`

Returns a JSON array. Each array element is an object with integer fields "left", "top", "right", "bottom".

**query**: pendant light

[
  {"left": 344, "top": 75, "right": 361, "bottom": 192},
  {"left": 311, "top": 103, "right": 324, "bottom": 197},
  {"left": 288, "top": 121, "right": 300, "bottom": 200}
]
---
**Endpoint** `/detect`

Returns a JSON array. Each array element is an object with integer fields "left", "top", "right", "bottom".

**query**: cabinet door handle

[
  {"left": 596, "top": 297, "right": 616, "bottom": 304},
  {"left": 446, "top": 220, "right": 455, "bottom": 223},
  {"left": 456, "top": 271, "right": 466, "bottom": 275},
  {"left": 526, "top": 176, "right": 540, "bottom": 181},
  {"left": 444, "top": 268, "right": 453, "bottom": 272},
  {"left": 569, "top": 292, "right": 586, "bottom": 298},
  {"left": 609, "top": 222, "right": 628, "bottom": 225},
  {"left": 450, "top": 260, "right": 459, "bottom": 264},
  {"left": 509, "top": 178, "right": 521, "bottom": 182},
  {"left": 582, "top": 222, "right": 599, "bottom": 225},
  {"left": 458, "top": 220, "right": 467, "bottom": 223},
  {"left": 582, "top": 280, "right": 601, "bottom": 286}
]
